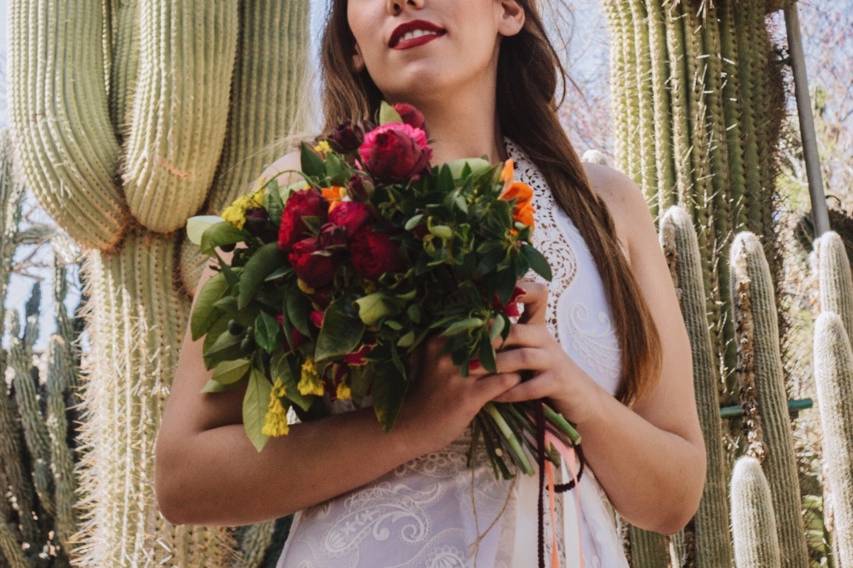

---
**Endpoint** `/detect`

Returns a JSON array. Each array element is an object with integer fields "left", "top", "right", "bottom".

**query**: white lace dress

[{"left": 275, "top": 136, "right": 629, "bottom": 568}]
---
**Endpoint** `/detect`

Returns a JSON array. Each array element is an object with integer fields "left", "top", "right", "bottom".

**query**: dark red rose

[
  {"left": 357, "top": 123, "right": 432, "bottom": 183},
  {"left": 244, "top": 207, "right": 277, "bottom": 242},
  {"left": 277, "top": 188, "right": 328, "bottom": 252},
  {"left": 311, "top": 288, "right": 333, "bottom": 309},
  {"left": 393, "top": 102, "right": 426, "bottom": 130},
  {"left": 288, "top": 237, "right": 337, "bottom": 288},
  {"left": 318, "top": 222, "right": 348, "bottom": 250},
  {"left": 310, "top": 309, "right": 324, "bottom": 328},
  {"left": 329, "top": 201, "right": 371, "bottom": 237},
  {"left": 350, "top": 227, "right": 403, "bottom": 280},
  {"left": 327, "top": 121, "right": 365, "bottom": 153}
]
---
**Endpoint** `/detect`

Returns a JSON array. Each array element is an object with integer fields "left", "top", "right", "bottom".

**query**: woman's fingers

[
  {"left": 492, "top": 346, "right": 549, "bottom": 373},
  {"left": 491, "top": 321, "right": 550, "bottom": 350},
  {"left": 490, "top": 371, "right": 557, "bottom": 402},
  {"left": 474, "top": 372, "right": 523, "bottom": 404},
  {"left": 515, "top": 279, "right": 548, "bottom": 325}
]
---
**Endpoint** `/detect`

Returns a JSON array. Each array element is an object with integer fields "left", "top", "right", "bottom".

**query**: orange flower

[
  {"left": 499, "top": 180, "right": 533, "bottom": 204},
  {"left": 321, "top": 185, "right": 345, "bottom": 213},
  {"left": 499, "top": 158, "right": 515, "bottom": 192},
  {"left": 514, "top": 201, "right": 535, "bottom": 228},
  {"left": 499, "top": 180, "right": 535, "bottom": 230}
]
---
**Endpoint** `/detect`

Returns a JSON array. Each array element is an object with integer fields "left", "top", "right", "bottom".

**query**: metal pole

[{"left": 784, "top": 2, "right": 830, "bottom": 236}]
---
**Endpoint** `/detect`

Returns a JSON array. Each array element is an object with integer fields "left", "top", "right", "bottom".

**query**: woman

[{"left": 154, "top": 0, "right": 707, "bottom": 566}]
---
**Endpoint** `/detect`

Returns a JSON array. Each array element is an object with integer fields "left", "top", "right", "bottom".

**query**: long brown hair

[{"left": 315, "top": 0, "right": 662, "bottom": 406}]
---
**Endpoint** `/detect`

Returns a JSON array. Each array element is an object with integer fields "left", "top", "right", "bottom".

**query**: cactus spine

[
  {"left": 660, "top": 206, "right": 733, "bottom": 567},
  {"left": 730, "top": 231, "right": 809, "bottom": 567},
  {"left": 812, "top": 312, "right": 853, "bottom": 566},
  {"left": 10, "top": 1, "right": 310, "bottom": 565},
  {"left": 731, "top": 456, "right": 782, "bottom": 568}
]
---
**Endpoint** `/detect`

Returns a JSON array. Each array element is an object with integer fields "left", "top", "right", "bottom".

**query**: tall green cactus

[
  {"left": 602, "top": 0, "right": 789, "bottom": 406},
  {"left": 730, "top": 456, "right": 782, "bottom": 568},
  {"left": 730, "top": 231, "right": 809, "bottom": 567},
  {"left": 815, "top": 231, "right": 853, "bottom": 337},
  {"left": 812, "top": 311, "right": 853, "bottom": 567},
  {"left": 660, "top": 205, "right": 733, "bottom": 567},
  {"left": 10, "top": 1, "right": 310, "bottom": 565}
]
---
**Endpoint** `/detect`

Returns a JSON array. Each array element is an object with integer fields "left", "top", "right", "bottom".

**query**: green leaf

[
  {"left": 315, "top": 299, "right": 365, "bottom": 361},
  {"left": 379, "top": 100, "right": 403, "bottom": 125},
  {"left": 397, "top": 330, "right": 415, "bottom": 347},
  {"left": 212, "top": 358, "right": 251, "bottom": 385},
  {"left": 404, "top": 213, "right": 424, "bottom": 231},
  {"left": 203, "top": 328, "right": 243, "bottom": 368},
  {"left": 428, "top": 224, "right": 453, "bottom": 239},
  {"left": 489, "top": 315, "right": 506, "bottom": 342},
  {"left": 371, "top": 363, "right": 409, "bottom": 431},
  {"left": 187, "top": 215, "right": 225, "bottom": 246},
  {"left": 478, "top": 335, "right": 497, "bottom": 373},
  {"left": 254, "top": 311, "right": 282, "bottom": 353},
  {"left": 300, "top": 141, "right": 326, "bottom": 179},
  {"left": 441, "top": 317, "right": 485, "bottom": 336},
  {"left": 521, "top": 243, "right": 552, "bottom": 281},
  {"left": 446, "top": 157, "right": 491, "bottom": 180},
  {"left": 238, "top": 243, "right": 285, "bottom": 310},
  {"left": 200, "top": 378, "right": 234, "bottom": 394},
  {"left": 243, "top": 367, "right": 272, "bottom": 452},
  {"left": 190, "top": 271, "right": 229, "bottom": 340},
  {"left": 200, "top": 221, "right": 245, "bottom": 255},
  {"left": 265, "top": 186, "right": 284, "bottom": 225},
  {"left": 325, "top": 152, "right": 349, "bottom": 185},
  {"left": 285, "top": 286, "right": 312, "bottom": 336},
  {"left": 355, "top": 292, "right": 393, "bottom": 326}
]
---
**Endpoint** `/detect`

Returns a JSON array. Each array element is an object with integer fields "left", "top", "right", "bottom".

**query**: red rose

[
  {"left": 328, "top": 201, "right": 372, "bottom": 237},
  {"left": 277, "top": 188, "right": 328, "bottom": 252},
  {"left": 392, "top": 102, "right": 426, "bottom": 130},
  {"left": 288, "top": 237, "right": 337, "bottom": 288},
  {"left": 318, "top": 222, "right": 348, "bottom": 250},
  {"left": 310, "top": 309, "right": 324, "bottom": 328},
  {"left": 358, "top": 123, "right": 432, "bottom": 182},
  {"left": 350, "top": 227, "right": 403, "bottom": 280}
]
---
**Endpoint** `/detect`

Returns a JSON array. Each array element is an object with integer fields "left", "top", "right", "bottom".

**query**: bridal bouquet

[{"left": 185, "top": 100, "right": 580, "bottom": 480}]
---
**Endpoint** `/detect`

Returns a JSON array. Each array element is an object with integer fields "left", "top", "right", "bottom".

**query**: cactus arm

[
  {"left": 816, "top": 231, "right": 853, "bottom": 337},
  {"left": 730, "top": 456, "right": 782, "bottom": 567}
]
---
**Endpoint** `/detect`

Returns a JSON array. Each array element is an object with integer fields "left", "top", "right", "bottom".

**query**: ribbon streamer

[{"left": 534, "top": 401, "right": 586, "bottom": 568}]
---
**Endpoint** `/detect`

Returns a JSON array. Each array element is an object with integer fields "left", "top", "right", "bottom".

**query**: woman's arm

[{"left": 490, "top": 166, "right": 706, "bottom": 535}]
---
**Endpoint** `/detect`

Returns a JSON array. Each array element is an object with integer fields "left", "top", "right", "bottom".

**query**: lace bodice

[{"left": 275, "top": 137, "right": 628, "bottom": 567}]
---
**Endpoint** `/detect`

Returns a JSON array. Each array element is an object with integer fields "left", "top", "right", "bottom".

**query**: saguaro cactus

[
  {"left": 10, "top": 1, "right": 310, "bottom": 565},
  {"left": 730, "top": 456, "right": 782, "bottom": 568},
  {"left": 730, "top": 231, "right": 809, "bottom": 567},
  {"left": 660, "top": 206, "right": 732, "bottom": 567},
  {"left": 814, "top": 231, "right": 853, "bottom": 337},
  {"left": 812, "top": 311, "right": 853, "bottom": 567},
  {"left": 601, "top": 0, "right": 789, "bottom": 404}
]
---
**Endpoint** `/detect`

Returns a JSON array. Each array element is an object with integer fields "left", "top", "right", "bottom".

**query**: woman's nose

[{"left": 387, "top": 0, "right": 424, "bottom": 15}]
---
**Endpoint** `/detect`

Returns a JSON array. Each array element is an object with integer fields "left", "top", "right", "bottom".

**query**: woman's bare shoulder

[
  {"left": 259, "top": 149, "right": 303, "bottom": 187},
  {"left": 581, "top": 162, "right": 640, "bottom": 263}
]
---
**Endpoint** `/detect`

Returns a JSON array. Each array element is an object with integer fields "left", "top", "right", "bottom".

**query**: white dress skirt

[{"left": 275, "top": 137, "right": 629, "bottom": 567}]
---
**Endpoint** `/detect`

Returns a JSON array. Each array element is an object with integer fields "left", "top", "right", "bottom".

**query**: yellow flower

[
  {"left": 313, "top": 140, "right": 333, "bottom": 158},
  {"left": 298, "top": 357, "right": 325, "bottom": 397},
  {"left": 261, "top": 377, "right": 289, "bottom": 437},
  {"left": 220, "top": 186, "right": 267, "bottom": 230},
  {"left": 336, "top": 380, "right": 352, "bottom": 401}
]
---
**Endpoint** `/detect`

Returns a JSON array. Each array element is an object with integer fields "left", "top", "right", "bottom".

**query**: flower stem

[{"left": 483, "top": 402, "right": 533, "bottom": 475}]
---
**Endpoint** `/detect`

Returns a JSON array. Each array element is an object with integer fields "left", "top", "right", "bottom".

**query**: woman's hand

[
  {"left": 488, "top": 279, "right": 605, "bottom": 427},
  {"left": 394, "top": 334, "right": 524, "bottom": 455}
]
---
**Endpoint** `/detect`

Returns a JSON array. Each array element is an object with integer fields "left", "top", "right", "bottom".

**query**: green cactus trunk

[
  {"left": 730, "top": 456, "right": 782, "bottom": 568},
  {"left": 812, "top": 311, "right": 853, "bottom": 567},
  {"left": 730, "top": 231, "right": 809, "bottom": 567},
  {"left": 10, "top": 0, "right": 310, "bottom": 565},
  {"left": 603, "top": 0, "right": 787, "bottom": 407},
  {"left": 660, "top": 206, "right": 733, "bottom": 567}
]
